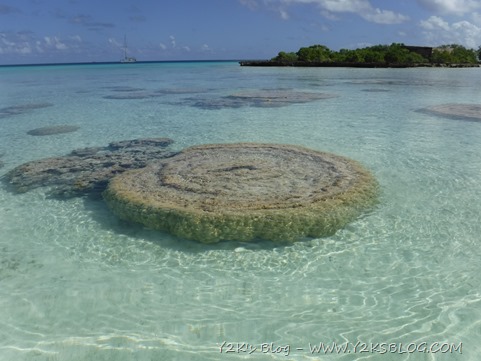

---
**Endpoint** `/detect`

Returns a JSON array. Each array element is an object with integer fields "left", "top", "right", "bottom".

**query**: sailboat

[{"left": 120, "top": 35, "right": 137, "bottom": 63}]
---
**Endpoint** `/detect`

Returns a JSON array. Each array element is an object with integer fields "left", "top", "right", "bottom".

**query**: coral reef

[
  {"left": 27, "top": 125, "right": 80, "bottom": 136},
  {"left": 103, "top": 93, "right": 156, "bottom": 100},
  {"left": 102, "top": 87, "right": 205, "bottom": 100},
  {"left": 183, "top": 90, "right": 337, "bottom": 109},
  {"left": 0, "top": 103, "right": 53, "bottom": 118},
  {"left": 419, "top": 103, "right": 481, "bottom": 122},
  {"left": 3, "top": 138, "right": 175, "bottom": 197},
  {"left": 104, "top": 143, "right": 378, "bottom": 243}
]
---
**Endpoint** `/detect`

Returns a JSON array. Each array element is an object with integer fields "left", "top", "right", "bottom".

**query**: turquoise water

[{"left": 0, "top": 62, "right": 480, "bottom": 360}]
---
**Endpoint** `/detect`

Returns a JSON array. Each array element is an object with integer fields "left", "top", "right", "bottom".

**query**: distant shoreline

[
  {"left": 0, "top": 60, "right": 239, "bottom": 68},
  {"left": 239, "top": 60, "right": 480, "bottom": 68}
]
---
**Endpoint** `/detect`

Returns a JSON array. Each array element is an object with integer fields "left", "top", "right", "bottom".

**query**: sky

[{"left": 1, "top": 0, "right": 481, "bottom": 64}]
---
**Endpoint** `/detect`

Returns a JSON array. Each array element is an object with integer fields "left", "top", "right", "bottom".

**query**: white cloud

[
  {"left": 320, "top": 9, "right": 339, "bottom": 20},
  {"left": 159, "top": 43, "right": 167, "bottom": 50},
  {"left": 70, "top": 35, "right": 82, "bottom": 42},
  {"left": 170, "top": 35, "right": 176, "bottom": 47},
  {"left": 470, "top": 11, "right": 481, "bottom": 24},
  {"left": 314, "top": 0, "right": 371, "bottom": 13},
  {"left": 0, "top": 32, "right": 85, "bottom": 60},
  {"left": 451, "top": 21, "right": 481, "bottom": 47},
  {"left": 361, "top": 8, "right": 409, "bottom": 24},
  {"left": 18, "top": 45, "right": 32, "bottom": 54},
  {"left": 279, "top": 9, "right": 289, "bottom": 19},
  {"left": 1, "top": 36, "right": 15, "bottom": 47},
  {"left": 417, "top": 0, "right": 481, "bottom": 15},
  {"left": 420, "top": 15, "right": 481, "bottom": 48},
  {"left": 70, "top": 14, "right": 115, "bottom": 30},
  {"left": 0, "top": 33, "right": 33, "bottom": 55},
  {"left": 420, "top": 15, "right": 450, "bottom": 30},
  {"left": 36, "top": 40, "right": 43, "bottom": 53},
  {"left": 239, "top": 0, "right": 260, "bottom": 11},
  {"left": 44, "top": 36, "right": 68, "bottom": 50},
  {"left": 244, "top": 0, "right": 408, "bottom": 24},
  {"left": 108, "top": 38, "right": 122, "bottom": 48}
]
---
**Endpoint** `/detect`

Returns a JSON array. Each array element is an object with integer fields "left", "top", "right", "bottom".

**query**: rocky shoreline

[{"left": 239, "top": 60, "right": 480, "bottom": 68}]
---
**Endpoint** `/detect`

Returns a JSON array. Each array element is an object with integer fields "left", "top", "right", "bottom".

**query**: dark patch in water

[
  {"left": 418, "top": 103, "right": 481, "bottom": 122},
  {"left": 3, "top": 137, "right": 176, "bottom": 198},
  {"left": 103, "top": 93, "right": 154, "bottom": 100},
  {"left": 27, "top": 125, "right": 80, "bottom": 136},
  {"left": 154, "top": 88, "right": 207, "bottom": 95},
  {"left": 181, "top": 90, "right": 337, "bottom": 110},
  {"left": 106, "top": 86, "right": 146, "bottom": 92},
  {"left": 361, "top": 88, "right": 390, "bottom": 92},
  {"left": 0, "top": 249, "right": 43, "bottom": 281},
  {"left": 0, "top": 103, "right": 54, "bottom": 118}
]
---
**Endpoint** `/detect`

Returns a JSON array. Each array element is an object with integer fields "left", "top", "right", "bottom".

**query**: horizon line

[{"left": 0, "top": 59, "right": 247, "bottom": 68}]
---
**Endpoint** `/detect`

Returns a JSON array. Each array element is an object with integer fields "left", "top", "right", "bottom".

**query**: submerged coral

[
  {"left": 3, "top": 138, "right": 176, "bottom": 197},
  {"left": 104, "top": 143, "right": 378, "bottom": 243},
  {"left": 183, "top": 90, "right": 337, "bottom": 109},
  {"left": 419, "top": 103, "right": 481, "bottom": 121},
  {"left": 103, "top": 93, "right": 155, "bottom": 100},
  {"left": 103, "top": 87, "right": 207, "bottom": 100},
  {"left": 361, "top": 88, "right": 390, "bottom": 92},
  {"left": 0, "top": 103, "right": 53, "bottom": 118},
  {"left": 27, "top": 125, "right": 80, "bottom": 136}
]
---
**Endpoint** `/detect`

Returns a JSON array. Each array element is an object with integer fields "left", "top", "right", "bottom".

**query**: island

[{"left": 240, "top": 43, "right": 480, "bottom": 68}]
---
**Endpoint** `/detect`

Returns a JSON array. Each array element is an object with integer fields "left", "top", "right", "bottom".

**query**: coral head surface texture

[
  {"left": 3, "top": 138, "right": 175, "bottom": 197},
  {"left": 104, "top": 143, "right": 378, "bottom": 243}
]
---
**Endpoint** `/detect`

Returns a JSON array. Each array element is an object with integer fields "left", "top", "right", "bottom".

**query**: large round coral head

[{"left": 103, "top": 143, "right": 378, "bottom": 243}]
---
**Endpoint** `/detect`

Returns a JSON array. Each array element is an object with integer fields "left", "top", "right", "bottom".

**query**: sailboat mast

[{"left": 120, "top": 35, "right": 136, "bottom": 63}]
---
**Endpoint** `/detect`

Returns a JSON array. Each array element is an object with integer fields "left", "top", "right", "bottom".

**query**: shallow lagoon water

[{"left": 0, "top": 62, "right": 480, "bottom": 360}]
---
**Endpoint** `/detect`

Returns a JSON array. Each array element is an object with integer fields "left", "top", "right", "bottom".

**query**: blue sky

[{"left": 1, "top": 0, "right": 481, "bottom": 64}]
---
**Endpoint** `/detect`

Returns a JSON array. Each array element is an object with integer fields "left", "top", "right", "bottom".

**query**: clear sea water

[{"left": 0, "top": 62, "right": 480, "bottom": 361}]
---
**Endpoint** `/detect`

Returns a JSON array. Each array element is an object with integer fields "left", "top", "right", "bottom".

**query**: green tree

[
  {"left": 450, "top": 44, "right": 477, "bottom": 63},
  {"left": 271, "top": 42, "right": 476, "bottom": 66},
  {"left": 432, "top": 44, "right": 477, "bottom": 64},
  {"left": 380, "top": 43, "right": 427, "bottom": 64},
  {"left": 296, "top": 45, "right": 332, "bottom": 62},
  {"left": 331, "top": 49, "right": 349, "bottom": 62},
  {"left": 432, "top": 47, "right": 453, "bottom": 63},
  {"left": 384, "top": 43, "right": 407, "bottom": 63},
  {"left": 272, "top": 51, "right": 298, "bottom": 63},
  {"left": 362, "top": 48, "right": 385, "bottom": 63},
  {"left": 344, "top": 50, "right": 365, "bottom": 63}
]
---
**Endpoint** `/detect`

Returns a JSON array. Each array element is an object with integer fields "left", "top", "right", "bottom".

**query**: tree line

[{"left": 272, "top": 43, "right": 480, "bottom": 65}]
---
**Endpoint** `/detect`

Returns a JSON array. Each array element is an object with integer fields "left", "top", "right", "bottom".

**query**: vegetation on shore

[{"left": 269, "top": 43, "right": 479, "bottom": 66}]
